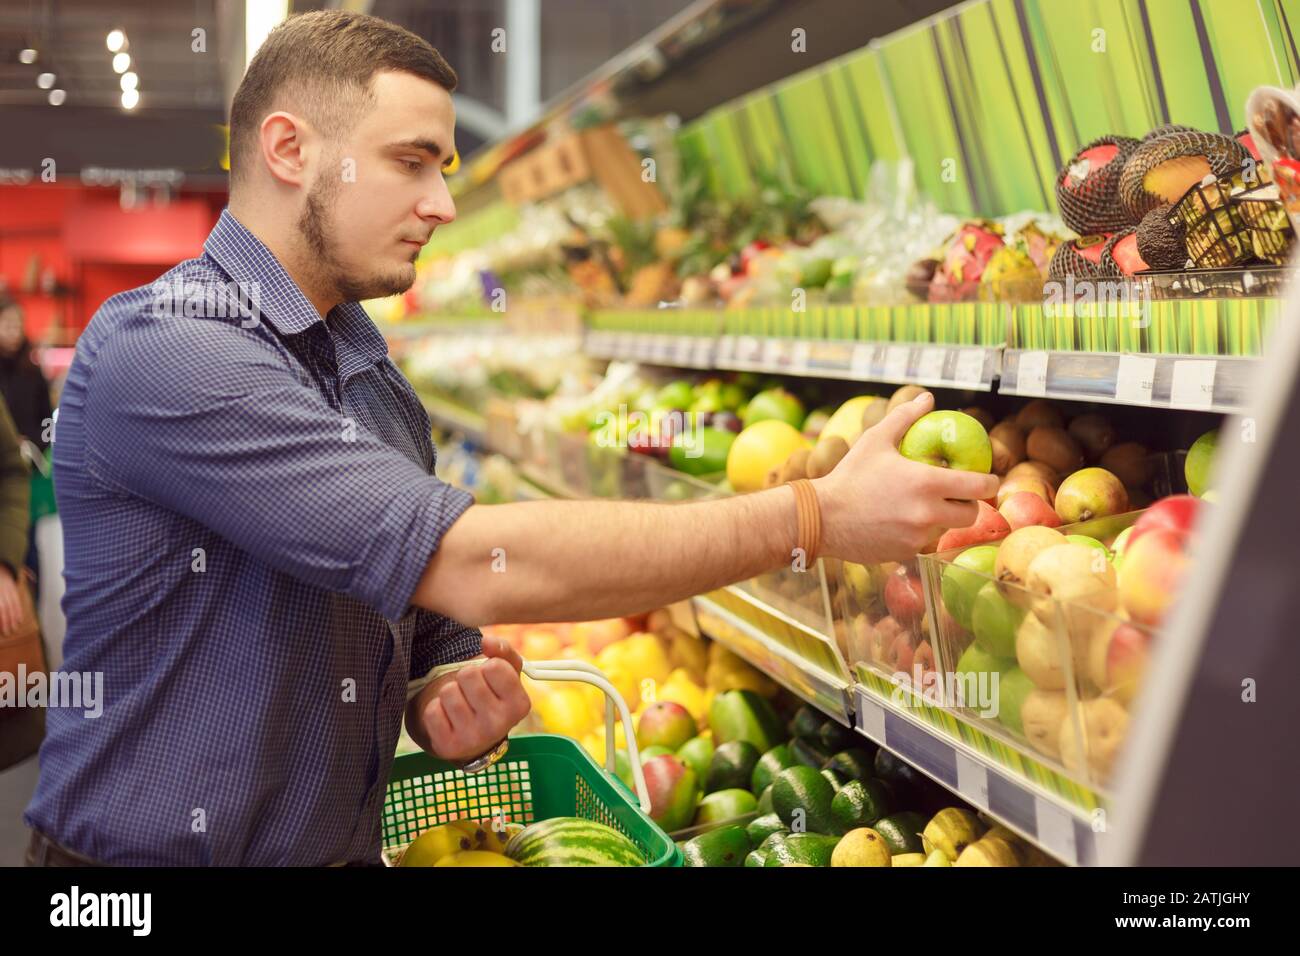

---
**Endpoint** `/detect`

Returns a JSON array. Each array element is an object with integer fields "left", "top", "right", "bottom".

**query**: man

[{"left": 24, "top": 11, "right": 995, "bottom": 866}]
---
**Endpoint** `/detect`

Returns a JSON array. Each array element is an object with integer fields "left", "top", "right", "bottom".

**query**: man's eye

[{"left": 400, "top": 159, "right": 423, "bottom": 173}]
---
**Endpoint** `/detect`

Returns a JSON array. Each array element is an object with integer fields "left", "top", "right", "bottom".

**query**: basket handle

[{"left": 523, "top": 659, "right": 652, "bottom": 814}]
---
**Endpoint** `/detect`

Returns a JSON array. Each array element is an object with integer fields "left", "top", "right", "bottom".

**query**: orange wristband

[{"left": 789, "top": 479, "right": 822, "bottom": 563}]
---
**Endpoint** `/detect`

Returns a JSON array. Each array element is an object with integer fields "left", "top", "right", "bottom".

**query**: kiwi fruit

[
  {"left": 806, "top": 437, "right": 849, "bottom": 479},
  {"left": 887, "top": 384, "right": 926, "bottom": 411},
  {"left": 1015, "top": 399, "right": 1064, "bottom": 432},
  {"left": 1100, "top": 441, "right": 1153, "bottom": 489},
  {"left": 962, "top": 407, "right": 996, "bottom": 432},
  {"left": 860, "top": 397, "right": 889, "bottom": 432},
  {"left": 1067, "top": 413, "right": 1117, "bottom": 461},
  {"left": 1026, "top": 426, "right": 1086, "bottom": 475},
  {"left": 989, "top": 422, "right": 1027, "bottom": 475},
  {"left": 779, "top": 448, "right": 813, "bottom": 484}
]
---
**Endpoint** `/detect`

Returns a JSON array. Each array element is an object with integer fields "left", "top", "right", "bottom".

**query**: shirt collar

[{"left": 203, "top": 209, "right": 390, "bottom": 373}]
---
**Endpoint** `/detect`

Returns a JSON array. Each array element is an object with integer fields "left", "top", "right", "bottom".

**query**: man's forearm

[{"left": 413, "top": 485, "right": 800, "bottom": 626}]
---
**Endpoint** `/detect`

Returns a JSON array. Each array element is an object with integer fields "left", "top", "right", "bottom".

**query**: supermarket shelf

[
  {"left": 584, "top": 330, "right": 716, "bottom": 369},
  {"left": 692, "top": 592, "right": 854, "bottom": 726},
  {"left": 852, "top": 684, "right": 1103, "bottom": 866},
  {"left": 716, "top": 337, "right": 999, "bottom": 391},
  {"left": 419, "top": 393, "right": 488, "bottom": 446},
  {"left": 1000, "top": 349, "right": 1259, "bottom": 413}
]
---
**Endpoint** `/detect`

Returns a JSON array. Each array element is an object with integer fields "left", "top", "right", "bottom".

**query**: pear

[
  {"left": 1021, "top": 690, "right": 1069, "bottom": 759},
  {"left": 1054, "top": 467, "right": 1129, "bottom": 523},
  {"left": 892, "top": 852, "right": 927, "bottom": 867},
  {"left": 954, "top": 835, "right": 1021, "bottom": 866},
  {"left": 831, "top": 828, "right": 893, "bottom": 867},
  {"left": 922, "top": 808, "right": 984, "bottom": 862},
  {"left": 995, "top": 526, "right": 1068, "bottom": 607},
  {"left": 922, "top": 849, "right": 952, "bottom": 867}
]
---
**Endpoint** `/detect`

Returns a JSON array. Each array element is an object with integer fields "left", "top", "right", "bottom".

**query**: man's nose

[{"left": 417, "top": 177, "right": 456, "bottom": 225}]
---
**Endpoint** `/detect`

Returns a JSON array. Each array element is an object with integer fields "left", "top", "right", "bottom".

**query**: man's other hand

[{"left": 418, "top": 637, "right": 531, "bottom": 763}]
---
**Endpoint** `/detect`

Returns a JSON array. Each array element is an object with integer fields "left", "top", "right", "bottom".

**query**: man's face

[{"left": 298, "top": 70, "right": 457, "bottom": 305}]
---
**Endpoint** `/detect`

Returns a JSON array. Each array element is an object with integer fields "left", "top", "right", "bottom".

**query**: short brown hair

[{"left": 228, "top": 11, "right": 457, "bottom": 185}]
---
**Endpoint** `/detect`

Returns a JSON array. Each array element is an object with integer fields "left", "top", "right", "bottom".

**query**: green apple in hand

[{"left": 899, "top": 411, "right": 993, "bottom": 474}]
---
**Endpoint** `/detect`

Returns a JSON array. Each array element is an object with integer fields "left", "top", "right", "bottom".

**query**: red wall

[{"left": 0, "top": 183, "right": 226, "bottom": 343}]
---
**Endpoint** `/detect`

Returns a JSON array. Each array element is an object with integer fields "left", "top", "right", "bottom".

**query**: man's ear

[{"left": 258, "top": 111, "right": 312, "bottom": 187}]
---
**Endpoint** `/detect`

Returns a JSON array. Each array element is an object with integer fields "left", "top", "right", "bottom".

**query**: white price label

[
  {"left": 1034, "top": 797, "right": 1078, "bottom": 865},
  {"left": 674, "top": 336, "right": 693, "bottom": 365},
  {"left": 884, "top": 345, "right": 910, "bottom": 382},
  {"left": 1170, "top": 359, "right": 1217, "bottom": 410},
  {"left": 954, "top": 348, "right": 986, "bottom": 387},
  {"left": 1114, "top": 354, "right": 1157, "bottom": 405},
  {"left": 955, "top": 752, "right": 989, "bottom": 806},
  {"left": 614, "top": 332, "right": 632, "bottom": 357},
  {"left": 857, "top": 692, "right": 887, "bottom": 744},
  {"left": 717, "top": 336, "right": 736, "bottom": 364},
  {"left": 692, "top": 338, "right": 713, "bottom": 368},
  {"left": 850, "top": 343, "right": 876, "bottom": 379},
  {"left": 761, "top": 338, "right": 786, "bottom": 369},
  {"left": 737, "top": 336, "right": 760, "bottom": 365},
  {"left": 1017, "top": 351, "right": 1049, "bottom": 396},
  {"left": 918, "top": 347, "right": 946, "bottom": 383},
  {"left": 790, "top": 340, "right": 812, "bottom": 374}
]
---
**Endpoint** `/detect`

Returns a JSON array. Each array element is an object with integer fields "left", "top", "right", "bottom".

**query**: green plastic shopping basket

[{"left": 383, "top": 659, "right": 682, "bottom": 867}]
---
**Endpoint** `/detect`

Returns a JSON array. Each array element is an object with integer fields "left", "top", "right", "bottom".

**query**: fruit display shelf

[
  {"left": 1000, "top": 349, "right": 1259, "bottom": 413},
  {"left": 419, "top": 392, "right": 489, "bottom": 447}
]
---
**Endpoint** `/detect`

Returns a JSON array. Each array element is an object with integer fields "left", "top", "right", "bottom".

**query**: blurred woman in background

[{"left": 0, "top": 296, "right": 53, "bottom": 586}]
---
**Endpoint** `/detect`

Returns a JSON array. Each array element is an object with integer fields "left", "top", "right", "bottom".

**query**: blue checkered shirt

[{"left": 24, "top": 209, "right": 481, "bottom": 865}]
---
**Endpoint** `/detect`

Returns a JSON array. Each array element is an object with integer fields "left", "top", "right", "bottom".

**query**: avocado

[
  {"left": 874, "top": 811, "right": 928, "bottom": 855},
  {"left": 791, "top": 737, "right": 832, "bottom": 770},
  {"left": 682, "top": 824, "right": 751, "bottom": 867},
  {"left": 694, "top": 788, "right": 758, "bottom": 826},
  {"left": 705, "top": 740, "right": 761, "bottom": 793},
  {"left": 830, "top": 779, "right": 892, "bottom": 834},
  {"left": 756, "top": 785, "right": 774, "bottom": 815},
  {"left": 709, "top": 690, "right": 787, "bottom": 753},
  {"left": 820, "top": 768, "right": 847, "bottom": 793},
  {"left": 763, "top": 833, "right": 840, "bottom": 867},
  {"left": 1135, "top": 204, "right": 1186, "bottom": 270},
  {"left": 771, "top": 765, "right": 837, "bottom": 835},
  {"left": 825, "top": 748, "right": 876, "bottom": 782},
  {"left": 746, "top": 812, "right": 788, "bottom": 847},
  {"left": 744, "top": 848, "right": 770, "bottom": 868},
  {"left": 816, "top": 719, "right": 858, "bottom": 754},
  {"left": 751, "top": 743, "right": 796, "bottom": 794},
  {"left": 789, "top": 705, "right": 824, "bottom": 742}
]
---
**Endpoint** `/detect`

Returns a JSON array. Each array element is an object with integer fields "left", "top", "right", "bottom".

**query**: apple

[
  {"left": 843, "top": 562, "right": 882, "bottom": 608},
  {"left": 1185, "top": 429, "right": 1218, "bottom": 497},
  {"left": 912, "top": 640, "right": 936, "bottom": 682},
  {"left": 1129, "top": 494, "right": 1200, "bottom": 545},
  {"left": 1021, "top": 690, "right": 1069, "bottom": 759},
  {"left": 1059, "top": 698, "right": 1129, "bottom": 783},
  {"left": 1024, "top": 543, "right": 1118, "bottom": 632},
  {"left": 971, "top": 580, "right": 1025, "bottom": 658},
  {"left": 1105, "top": 622, "right": 1153, "bottom": 705},
  {"left": 996, "top": 475, "right": 1055, "bottom": 509},
  {"left": 1119, "top": 528, "right": 1189, "bottom": 626},
  {"left": 869, "top": 616, "right": 905, "bottom": 665},
  {"left": 995, "top": 526, "right": 1067, "bottom": 605},
  {"left": 941, "top": 544, "right": 999, "bottom": 631},
  {"left": 1015, "top": 612, "right": 1066, "bottom": 690},
  {"left": 995, "top": 666, "right": 1037, "bottom": 735},
  {"left": 899, "top": 410, "right": 993, "bottom": 474},
  {"left": 884, "top": 568, "right": 926, "bottom": 628},
  {"left": 886, "top": 630, "right": 916, "bottom": 675},
  {"left": 936, "top": 500, "right": 1011, "bottom": 551},
  {"left": 1054, "top": 467, "right": 1129, "bottom": 523},
  {"left": 999, "top": 490, "right": 1062, "bottom": 530}
]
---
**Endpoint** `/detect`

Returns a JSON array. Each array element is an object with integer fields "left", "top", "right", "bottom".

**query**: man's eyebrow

[{"left": 387, "top": 138, "right": 454, "bottom": 165}]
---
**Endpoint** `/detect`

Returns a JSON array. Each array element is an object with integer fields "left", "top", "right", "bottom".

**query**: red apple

[
  {"left": 1130, "top": 494, "right": 1201, "bottom": 545},
  {"left": 1119, "top": 528, "right": 1189, "bottom": 626},
  {"left": 998, "top": 490, "right": 1064, "bottom": 530},
  {"left": 869, "top": 616, "right": 904, "bottom": 665},
  {"left": 884, "top": 570, "right": 926, "bottom": 628},
  {"left": 936, "top": 500, "right": 1012, "bottom": 552},
  {"left": 1106, "top": 622, "right": 1153, "bottom": 705},
  {"left": 886, "top": 630, "right": 916, "bottom": 675},
  {"left": 912, "top": 640, "right": 936, "bottom": 682},
  {"left": 996, "top": 474, "right": 1055, "bottom": 508}
]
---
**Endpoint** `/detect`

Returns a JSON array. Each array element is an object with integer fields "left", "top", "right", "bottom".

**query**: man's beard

[{"left": 297, "top": 175, "right": 417, "bottom": 306}]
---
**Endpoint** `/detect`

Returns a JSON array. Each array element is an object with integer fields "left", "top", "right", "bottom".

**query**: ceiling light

[
  {"left": 36, "top": 72, "right": 55, "bottom": 90},
  {"left": 112, "top": 52, "right": 131, "bottom": 74},
  {"left": 120, "top": 71, "right": 138, "bottom": 92},
  {"left": 19, "top": 48, "right": 38, "bottom": 65},
  {"left": 121, "top": 88, "right": 139, "bottom": 110},
  {"left": 107, "top": 30, "right": 126, "bottom": 53},
  {"left": 49, "top": 89, "right": 65, "bottom": 106}
]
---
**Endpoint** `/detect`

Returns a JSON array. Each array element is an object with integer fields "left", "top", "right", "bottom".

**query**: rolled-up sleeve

[
  {"left": 409, "top": 612, "right": 483, "bottom": 680},
  {"left": 82, "top": 315, "right": 473, "bottom": 622}
]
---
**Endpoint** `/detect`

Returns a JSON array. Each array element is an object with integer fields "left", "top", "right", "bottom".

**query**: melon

[{"left": 504, "top": 817, "right": 645, "bottom": 867}]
